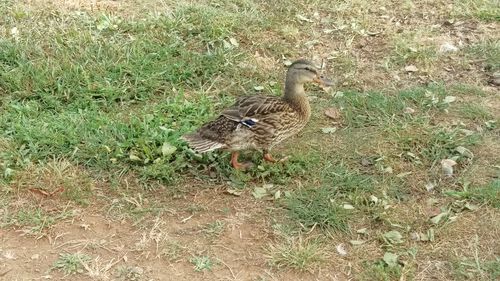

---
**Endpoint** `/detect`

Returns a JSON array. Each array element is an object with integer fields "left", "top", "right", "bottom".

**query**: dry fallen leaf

[
  {"left": 383, "top": 166, "right": 393, "bottom": 174},
  {"left": 441, "top": 159, "right": 457, "bottom": 177},
  {"left": 252, "top": 187, "right": 268, "bottom": 199},
  {"left": 404, "top": 107, "right": 415, "bottom": 114},
  {"left": 430, "top": 211, "right": 449, "bottom": 224},
  {"left": 455, "top": 146, "right": 473, "bottom": 158},
  {"left": 383, "top": 252, "right": 399, "bottom": 267},
  {"left": 225, "top": 189, "right": 243, "bottom": 196},
  {"left": 321, "top": 127, "right": 337, "bottom": 134},
  {"left": 161, "top": 142, "right": 177, "bottom": 156},
  {"left": 129, "top": 153, "right": 141, "bottom": 161},
  {"left": 383, "top": 230, "right": 403, "bottom": 244},
  {"left": 324, "top": 107, "right": 341, "bottom": 119},
  {"left": 425, "top": 182, "right": 436, "bottom": 192},
  {"left": 356, "top": 228, "right": 368, "bottom": 234},
  {"left": 296, "top": 14, "right": 314, "bottom": 23},
  {"left": 442, "top": 96, "right": 456, "bottom": 103},
  {"left": 405, "top": 65, "right": 418, "bottom": 72},
  {"left": 343, "top": 203, "right": 355, "bottom": 210},
  {"left": 229, "top": 37, "right": 239, "bottom": 47}
]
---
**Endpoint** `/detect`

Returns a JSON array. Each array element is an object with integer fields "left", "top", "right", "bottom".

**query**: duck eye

[{"left": 304, "top": 67, "right": 316, "bottom": 73}]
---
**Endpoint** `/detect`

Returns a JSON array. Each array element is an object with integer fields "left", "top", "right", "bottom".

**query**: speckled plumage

[{"left": 182, "top": 59, "right": 332, "bottom": 167}]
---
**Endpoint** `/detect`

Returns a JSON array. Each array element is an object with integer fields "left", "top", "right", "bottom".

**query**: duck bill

[{"left": 314, "top": 76, "right": 335, "bottom": 87}]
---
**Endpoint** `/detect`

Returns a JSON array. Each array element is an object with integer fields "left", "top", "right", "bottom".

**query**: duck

[{"left": 182, "top": 59, "right": 334, "bottom": 169}]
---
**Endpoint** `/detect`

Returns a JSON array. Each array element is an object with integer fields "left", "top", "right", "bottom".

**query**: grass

[
  {"left": 457, "top": 103, "right": 494, "bottom": 121},
  {"left": 160, "top": 241, "right": 185, "bottom": 262},
  {"left": 203, "top": 220, "right": 225, "bottom": 237},
  {"left": 452, "top": 0, "right": 500, "bottom": 22},
  {"left": 0, "top": 2, "right": 249, "bottom": 185},
  {"left": 9, "top": 159, "right": 93, "bottom": 205},
  {"left": 53, "top": 252, "right": 91, "bottom": 275},
  {"left": 116, "top": 266, "right": 144, "bottom": 281},
  {"left": 268, "top": 238, "right": 328, "bottom": 271},
  {"left": 1, "top": 206, "right": 73, "bottom": 235},
  {"left": 190, "top": 255, "right": 214, "bottom": 272},
  {"left": 286, "top": 186, "right": 351, "bottom": 231},
  {"left": 445, "top": 180, "right": 500, "bottom": 208},
  {"left": 0, "top": 0, "right": 499, "bottom": 280},
  {"left": 465, "top": 40, "right": 500, "bottom": 71},
  {"left": 389, "top": 30, "right": 438, "bottom": 69},
  {"left": 452, "top": 257, "right": 500, "bottom": 280},
  {"left": 106, "top": 192, "right": 168, "bottom": 221},
  {"left": 358, "top": 261, "right": 403, "bottom": 281}
]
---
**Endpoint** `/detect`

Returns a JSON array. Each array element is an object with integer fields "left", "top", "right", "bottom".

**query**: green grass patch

[
  {"left": 10, "top": 159, "right": 94, "bottom": 205},
  {"left": 286, "top": 187, "right": 351, "bottom": 231},
  {"left": 465, "top": 39, "right": 500, "bottom": 71},
  {"left": 1, "top": 206, "right": 73, "bottom": 235},
  {"left": 358, "top": 260, "right": 403, "bottom": 281},
  {"left": 268, "top": 238, "right": 327, "bottom": 271},
  {"left": 283, "top": 164, "right": 374, "bottom": 231},
  {"left": 457, "top": 103, "right": 493, "bottom": 121},
  {"left": 190, "top": 255, "right": 214, "bottom": 272},
  {"left": 0, "top": 5, "right": 259, "bottom": 184},
  {"left": 452, "top": 257, "right": 500, "bottom": 280},
  {"left": 334, "top": 84, "right": 454, "bottom": 128},
  {"left": 388, "top": 31, "right": 438, "bottom": 68},
  {"left": 452, "top": 0, "right": 500, "bottom": 22},
  {"left": 393, "top": 125, "right": 480, "bottom": 165},
  {"left": 449, "top": 84, "right": 487, "bottom": 97},
  {"left": 106, "top": 192, "right": 168, "bottom": 221},
  {"left": 445, "top": 180, "right": 500, "bottom": 208},
  {"left": 53, "top": 253, "right": 91, "bottom": 275}
]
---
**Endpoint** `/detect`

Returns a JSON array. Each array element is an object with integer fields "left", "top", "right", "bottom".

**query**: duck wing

[
  {"left": 182, "top": 96, "right": 292, "bottom": 153},
  {"left": 221, "top": 95, "right": 289, "bottom": 125}
]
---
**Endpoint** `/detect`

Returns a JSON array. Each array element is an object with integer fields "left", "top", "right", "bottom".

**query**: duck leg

[
  {"left": 263, "top": 149, "right": 289, "bottom": 163},
  {"left": 263, "top": 150, "right": 277, "bottom": 163},
  {"left": 230, "top": 152, "right": 253, "bottom": 170}
]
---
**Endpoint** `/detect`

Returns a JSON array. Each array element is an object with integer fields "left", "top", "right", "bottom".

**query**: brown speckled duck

[{"left": 182, "top": 59, "right": 333, "bottom": 169}]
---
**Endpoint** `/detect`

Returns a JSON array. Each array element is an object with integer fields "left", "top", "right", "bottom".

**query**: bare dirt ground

[{"left": 2, "top": 184, "right": 336, "bottom": 280}]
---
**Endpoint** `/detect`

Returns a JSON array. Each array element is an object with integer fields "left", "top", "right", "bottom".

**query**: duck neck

[{"left": 283, "top": 81, "right": 311, "bottom": 119}]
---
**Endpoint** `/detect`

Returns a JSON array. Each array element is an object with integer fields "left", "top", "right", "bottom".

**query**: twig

[
  {"left": 216, "top": 258, "right": 237, "bottom": 280},
  {"left": 181, "top": 214, "right": 194, "bottom": 223}
]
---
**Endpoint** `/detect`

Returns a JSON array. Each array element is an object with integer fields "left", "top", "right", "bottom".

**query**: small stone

[
  {"left": 439, "top": 42, "right": 459, "bottom": 53},
  {"left": 336, "top": 243, "right": 348, "bottom": 256},
  {"left": 31, "top": 254, "right": 39, "bottom": 260},
  {"left": 410, "top": 232, "right": 420, "bottom": 241},
  {"left": 425, "top": 182, "right": 436, "bottom": 192},
  {"left": 361, "top": 158, "right": 372, "bottom": 166},
  {"left": 490, "top": 72, "right": 500, "bottom": 86}
]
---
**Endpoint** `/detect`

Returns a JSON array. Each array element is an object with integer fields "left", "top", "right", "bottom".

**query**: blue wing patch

[{"left": 241, "top": 118, "right": 257, "bottom": 128}]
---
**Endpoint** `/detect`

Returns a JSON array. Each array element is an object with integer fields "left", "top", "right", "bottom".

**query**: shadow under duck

[{"left": 182, "top": 59, "right": 334, "bottom": 169}]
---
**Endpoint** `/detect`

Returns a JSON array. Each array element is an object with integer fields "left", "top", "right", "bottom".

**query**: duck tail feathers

[{"left": 181, "top": 133, "right": 225, "bottom": 153}]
